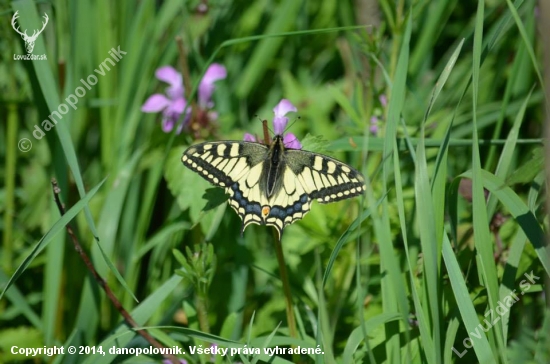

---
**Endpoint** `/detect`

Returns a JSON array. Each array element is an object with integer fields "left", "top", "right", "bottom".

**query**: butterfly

[{"left": 182, "top": 134, "right": 365, "bottom": 239}]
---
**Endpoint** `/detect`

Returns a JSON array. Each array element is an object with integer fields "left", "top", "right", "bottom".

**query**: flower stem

[
  {"left": 175, "top": 36, "right": 197, "bottom": 128},
  {"left": 272, "top": 229, "right": 297, "bottom": 340},
  {"left": 195, "top": 293, "right": 210, "bottom": 333},
  {"left": 175, "top": 36, "right": 192, "bottom": 101}
]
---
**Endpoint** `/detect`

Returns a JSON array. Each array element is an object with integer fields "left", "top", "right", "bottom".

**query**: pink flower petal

[
  {"left": 141, "top": 94, "right": 171, "bottom": 112},
  {"left": 273, "top": 116, "right": 288, "bottom": 135},
  {"left": 202, "top": 63, "right": 227, "bottom": 85},
  {"left": 170, "top": 98, "right": 187, "bottom": 114},
  {"left": 199, "top": 63, "right": 227, "bottom": 107},
  {"left": 273, "top": 99, "right": 297, "bottom": 117},
  {"left": 370, "top": 116, "right": 379, "bottom": 135},
  {"left": 164, "top": 99, "right": 190, "bottom": 134},
  {"left": 162, "top": 359, "right": 188, "bottom": 364},
  {"left": 161, "top": 115, "right": 175, "bottom": 133},
  {"left": 167, "top": 85, "right": 184, "bottom": 100},
  {"left": 156, "top": 66, "right": 182, "bottom": 88},
  {"left": 243, "top": 133, "right": 257, "bottom": 142},
  {"left": 283, "top": 133, "right": 302, "bottom": 150},
  {"left": 273, "top": 99, "right": 297, "bottom": 135},
  {"left": 156, "top": 66, "right": 184, "bottom": 100},
  {"left": 198, "top": 84, "right": 215, "bottom": 108}
]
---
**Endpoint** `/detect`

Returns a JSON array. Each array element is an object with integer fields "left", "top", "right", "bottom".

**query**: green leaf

[
  {"left": 202, "top": 188, "right": 229, "bottom": 212},
  {"left": 506, "top": 148, "right": 544, "bottom": 186},
  {"left": 165, "top": 146, "right": 211, "bottom": 221}
]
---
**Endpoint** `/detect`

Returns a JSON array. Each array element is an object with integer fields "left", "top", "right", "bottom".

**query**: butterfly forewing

[
  {"left": 182, "top": 136, "right": 365, "bottom": 239},
  {"left": 182, "top": 141, "right": 266, "bottom": 187}
]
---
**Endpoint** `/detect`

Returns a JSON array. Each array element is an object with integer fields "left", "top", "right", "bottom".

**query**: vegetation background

[{"left": 1, "top": 0, "right": 549, "bottom": 363}]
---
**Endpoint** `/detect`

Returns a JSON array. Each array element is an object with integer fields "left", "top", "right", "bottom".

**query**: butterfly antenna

[{"left": 283, "top": 116, "right": 301, "bottom": 135}]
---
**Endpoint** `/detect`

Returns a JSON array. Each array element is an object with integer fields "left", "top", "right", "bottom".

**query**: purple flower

[
  {"left": 199, "top": 64, "right": 226, "bottom": 108},
  {"left": 243, "top": 133, "right": 256, "bottom": 142},
  {"left": 370, "top": 116, "right": 379, "bottom": 135},
  {"left": 141, "top": 66, "right": 188, "bottom": 134},
  {"left": 368, "top": 94, "right": 387, "bottom": 136},
  {"left": 244, "top": 99, "right": 301, "bottom": 149},
  {"left": 142, "top": 63, "right": 226, "bottom": 134},
  {"left": 162, "top": 358, "right": 187, "bottom": 364}
]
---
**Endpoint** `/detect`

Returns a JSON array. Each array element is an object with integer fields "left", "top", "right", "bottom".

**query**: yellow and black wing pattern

[{"left": 182, "top": 135, "right": 365, "bottom": 239}]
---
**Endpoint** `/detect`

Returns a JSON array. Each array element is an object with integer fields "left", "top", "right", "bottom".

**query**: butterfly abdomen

[{"left": 264, "top": 137, "right": 286, "bottom": 198}]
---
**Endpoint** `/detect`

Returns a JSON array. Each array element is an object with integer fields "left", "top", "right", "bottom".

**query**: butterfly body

[{"left": 182, "top": 135, "right": 365, "bottom": 239}]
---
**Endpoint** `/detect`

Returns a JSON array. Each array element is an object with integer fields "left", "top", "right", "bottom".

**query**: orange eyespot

[{"left": 262, "top": 206, "right": 270, "bottom": 217}]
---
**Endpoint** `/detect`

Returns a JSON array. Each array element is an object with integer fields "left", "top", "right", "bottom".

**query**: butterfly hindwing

[
  {"left": 284, "top": 149, "right": 365, "bottom": 203},
  {"left": 182, "top": 137, "right": 365, "bottom": 239}
]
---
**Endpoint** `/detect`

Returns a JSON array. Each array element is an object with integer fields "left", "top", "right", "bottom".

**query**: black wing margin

[
  {"left": 182, "top": 141, "right": 267, "bottom": 187},
  {"left": 285, "top": 149, "right": 365, "bottom": 203}
]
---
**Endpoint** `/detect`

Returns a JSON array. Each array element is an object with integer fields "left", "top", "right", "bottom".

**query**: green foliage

[
  {"left": 174, "top": 243, "right": 217, "bottom": 297},
  {"left": 0, "top": 0, "right": 548, "bottom": 363}
]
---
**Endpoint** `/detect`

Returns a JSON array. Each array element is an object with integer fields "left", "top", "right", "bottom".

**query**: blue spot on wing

[
  {"left": 231, "top": 183, "right": 262, "bottom": 214},
  {"left": 228, "top": 182, "right": 310, "bottom": 240},
  {"left": 269, "top": 193, "right": 308, "bottom": 219},
  {"left": 230, "top": 183, "right": 309, "bottom": 219}
]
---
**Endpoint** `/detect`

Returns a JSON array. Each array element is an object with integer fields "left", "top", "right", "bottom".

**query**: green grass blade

[
  {"left": 11, "top": 0, "right": 100, "bottom": 242},
  {"left": 471, "top": 0, "right": 506, "bottom": 359},
  {"left": 442, "top": 235, "right": 495, "bottom": 362},
  {"left": 460, "top": 170, "right": 550, "bottom": 276},
  {"left": 0, "top": 177, "right": 107, "bottom": 300},
  {"left": 83, "top": 275, "right": 182, "bottom": 364}
]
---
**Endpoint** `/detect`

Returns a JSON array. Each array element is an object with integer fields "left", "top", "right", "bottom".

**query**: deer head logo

[{"left": 11, "top": 11, "right": 49, "bottom": 54}]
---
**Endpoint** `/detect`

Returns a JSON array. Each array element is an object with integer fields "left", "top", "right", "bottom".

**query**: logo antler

[{"left": 11, "top": 11, "right": 49, "bottom": 54}]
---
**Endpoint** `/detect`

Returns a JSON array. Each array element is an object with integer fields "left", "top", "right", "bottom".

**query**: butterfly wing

[
  {"left": 182, "top": 139, "right": 365, "bottom": 239},
  {"left": 182, "top": 141, "right": 275, "bottom": 233},
  {"left": 255, "top": 148, "right": 364, "bottom": 236},
  {"left": 182, "top": 141, "right": 267, "bottom": 188},
  {"left": 284, "top": 149, "right": 365, "bottom": 204}
]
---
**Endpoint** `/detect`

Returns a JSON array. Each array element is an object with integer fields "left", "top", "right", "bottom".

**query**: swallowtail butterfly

[{"left": 182, "top": 133, "right": 365, "bottom": 239}]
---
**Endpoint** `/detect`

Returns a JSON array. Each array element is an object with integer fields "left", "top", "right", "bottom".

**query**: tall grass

[{"left": 1, "top": 0, "right": 548, "bottom": 363}]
